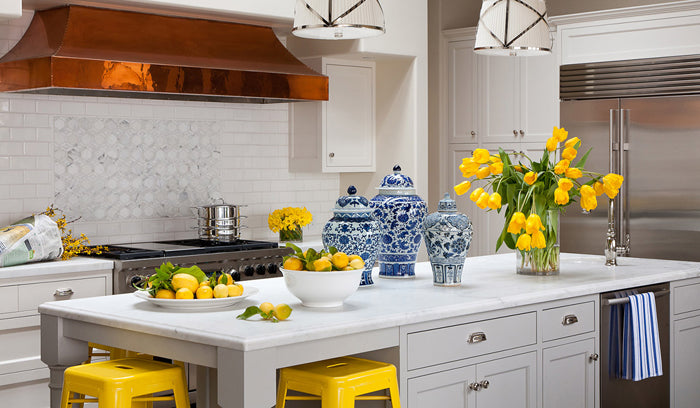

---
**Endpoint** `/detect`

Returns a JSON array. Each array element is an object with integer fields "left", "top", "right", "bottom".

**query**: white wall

[{"left": 0, "top": 10, "right": 338, "bottom": 245}]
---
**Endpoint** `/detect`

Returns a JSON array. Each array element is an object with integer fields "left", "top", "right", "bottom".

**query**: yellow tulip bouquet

[
  {"left": 453, "top": 127, "right": 624, "bottom": 274},
  {"left": 268, "top": 207, "right": 313, "bottom": 242}
]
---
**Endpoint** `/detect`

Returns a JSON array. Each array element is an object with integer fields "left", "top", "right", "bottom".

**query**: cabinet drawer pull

[
  {"left": 562, "top": 314, "right": 579, "bottom": 326},
  {"left": 328, "top": 152, "right": 335, "bottom": 158},
  {"left": 513, "top": 129, "right": 518, "bottom": 136},
  {"left": 519, "top": 129, "right": 524, "bottom": 136},
  {"left": 468, "top": 382, "right": 482, "bottom": 391},
  {"left": 589, "top": 353, "right": 599, "bottom": 362},
  {"left": 467, "top": 331, "right": 487, "bottom": 344},
  {"left": 470, "top": 131, "right": 476, "bottom": 136},
  {"left": 54, "top": 288, "right": 74, "bottom": 297},
  {"left": 479, "top": 380, "right": 490, "bottom": 389}
]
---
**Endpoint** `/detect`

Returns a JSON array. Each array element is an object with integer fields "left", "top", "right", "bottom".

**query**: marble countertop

[
  {"left": 39, "top": 253, "right": 700, "bottom": 351},
  {"left": 0, "top": 256, "right": 114, "bottom": 281}
]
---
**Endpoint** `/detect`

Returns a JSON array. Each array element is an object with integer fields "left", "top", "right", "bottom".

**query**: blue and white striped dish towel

[{"left": 609, "top": 291, "right": 663, "bottom": 381}]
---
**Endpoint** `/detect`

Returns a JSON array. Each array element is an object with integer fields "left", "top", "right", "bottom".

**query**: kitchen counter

[
  {"left": 39, "top": 253, "right": 700, "bottom": 408},
  {"left": 0, "top": 257, "right": 113, "bottom": 281}
]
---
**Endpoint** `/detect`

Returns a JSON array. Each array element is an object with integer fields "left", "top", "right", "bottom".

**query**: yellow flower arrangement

[
  {"left": 42, "top": 205, "right": 106, "bottom": 260},
  {"left": 268, "top": 207, "right": 313, "bottom": 242},
  {"left": 454, "top": 127, "right": 623, "bottom": 274}
]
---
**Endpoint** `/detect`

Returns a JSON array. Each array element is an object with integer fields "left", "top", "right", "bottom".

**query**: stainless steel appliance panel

[
  {"left": 600, "top": 283, "right": 670, "bottom": 408},
  {"left": 621, "top": 96, "right": 700, "bottom": 261},
  {"left": 560, "top": 98, "right": 619, "bottom": 256}
]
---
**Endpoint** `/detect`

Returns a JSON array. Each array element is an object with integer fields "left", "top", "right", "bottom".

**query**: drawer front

[
  {"left": 542, "top": 301, "right": 595, "bottom": 342},
  {"left": 0, "top": 317, "right": 43, "bottom": 377},
  {"left": 674, "top": 282, "right": 700, "bottom": 315},
  {"left": 18, "top": 277, "right": 106, "bottom": 312},
  {"left": 407, "top": 312, "right": 536, "bottom": 370},
  {"left": 0, "top": 286, "right": 18, "bottom": 314}
]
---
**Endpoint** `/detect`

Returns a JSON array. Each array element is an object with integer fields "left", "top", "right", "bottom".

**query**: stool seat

[
  {"left": 60, "top": 358, "right": 189, "bottom": 408},
  {"left": 277, "top": 356, "right": 400, "bottom": 408}
]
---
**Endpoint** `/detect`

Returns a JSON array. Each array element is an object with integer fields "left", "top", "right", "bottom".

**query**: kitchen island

[{"left": 39, "top": 253, "right": 700, "bottom": 408}]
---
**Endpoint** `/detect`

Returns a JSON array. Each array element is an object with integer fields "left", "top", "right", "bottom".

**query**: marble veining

[{"left": 39, "top": 253, "right": 700, "bottom": 351}]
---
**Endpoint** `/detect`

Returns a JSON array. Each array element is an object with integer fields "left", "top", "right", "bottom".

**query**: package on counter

[{"left": 0, "top": 215, "right": 63, "bottom": 267}]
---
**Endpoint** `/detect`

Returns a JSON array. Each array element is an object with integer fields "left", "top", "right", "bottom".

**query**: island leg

[
  {"left": 217, "top": 347, "right": 276, "bottom": 408},
  {"left": 40, "top": 315, "right": 88, "bottom": 408}
]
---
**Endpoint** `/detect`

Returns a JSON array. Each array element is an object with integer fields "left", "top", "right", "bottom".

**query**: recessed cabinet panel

[
  {"left": 475, "top": 352, "right": 537, "bottom": 408},
  {"left": 407, "top": 365, "right": 475, "bottom": 408},
  {"left": 324, "top": 63, "right": 374, "bottom": 170},
  {"left": 674, "top": 314, "right": 700, "bottom": 408},
  {"left": 542, "top": 339, "right": 595, "bottom": 408},
  {"left": 483, "top": 56, "right": 520, "bottom": 145},
  {"left": 18, "top": 277, "right": 106, "bottom": 312},
  {"left": 407, "top": 312, "right": 536, "bottom": 370},
  {"left": 673, "top": 282, "right": 700, "bottom": 315},
  {"left": 448, "top": 40, "right": 479, "bottom": 144},
  {"left": 520, "top": 53, "right": 559, "bottom": 144},
  {"left": 542, "top": 301, "right": 595, "bottom": 342},
  {"left": 0, "top": 286, "right": 18, "bottom": 314}
]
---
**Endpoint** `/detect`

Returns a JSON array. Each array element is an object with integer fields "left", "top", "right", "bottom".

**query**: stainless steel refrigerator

[{"left": 559, "top": 56, "right": 700, "bottom": 262}]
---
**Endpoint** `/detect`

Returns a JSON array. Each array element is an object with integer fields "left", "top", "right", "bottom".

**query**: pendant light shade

[
  {"left": 474, "top": 0, "right": 552, "bottom": 56},
  {"left": 292, "top": 0, "right": 386, "bottom": 40}
]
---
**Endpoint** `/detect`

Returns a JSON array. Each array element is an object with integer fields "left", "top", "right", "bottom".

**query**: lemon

[
  {"left": 218, "top": 273, "right": 233, "bottom": 285},
  {"left": 172, "top": 273, "right": 199, "bottom": 293},
  {"left": 175, "top": 288, "right": 194, "bottom": 299},
  {"left": 227, "top": 284, "right": 244, "bottom": 297},
  {"left": 331, "top": 252, "right": 349, "bottom": 269},
  {"left": 155, "top": 289, "right": 176, "bottom": 299},
  {"left": 195, "top": 285, "right": 213, "bottom": 299},
  {"left": 348, "top": 254, "right": 363, "bottom": 262},
  {"left": 283, "top": 257, "right": 304, "bottom": 271},
  {"left": 259, "top": 302, "right": 274, "bottom": 315},
  {"left": 349, "top": 258, "right": 365, "bottom": 270},
  {"left": 199, "top": 281, "right": 210, "bottom": 287},
  {"left": 313, "top": 258, "right": 333, "bottom": 272},
  {"left": 213, "top": 284, "right": 229, "bottom": 298},
  {"left": 273, "top": 304, "right": 293, "bottom": 321}
]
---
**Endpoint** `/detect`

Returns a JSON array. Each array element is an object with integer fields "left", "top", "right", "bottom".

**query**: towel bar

[{"left": 603, "top": 289, "right": 670, "bottom": 306}]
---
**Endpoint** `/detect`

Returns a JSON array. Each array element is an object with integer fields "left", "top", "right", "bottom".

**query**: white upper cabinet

[
  {"left": 444, "top": 29, "right": 558, "bottom": 148},
  {"left": 289, "top": 57, "right": 376, "bottom": 173}
]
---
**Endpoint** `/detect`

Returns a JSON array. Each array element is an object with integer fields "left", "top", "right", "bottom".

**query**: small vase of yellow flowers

[
  {"left": 268, "top": 207, "right": 313, "bottom": 242},
  {"left": 454, "top": 127, "right": 623, "bottom": 275}
]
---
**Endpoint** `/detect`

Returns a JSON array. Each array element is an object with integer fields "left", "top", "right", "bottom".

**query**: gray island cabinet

[{"left": 39, "top": 254, "right": 700, "bottom": 408}]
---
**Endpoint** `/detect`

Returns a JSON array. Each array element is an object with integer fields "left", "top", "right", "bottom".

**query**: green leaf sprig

[
  {"left": 282, "top": 243, "right": 349, "bottom": 271},
  {"left": 237, "top": 306, "right": 284, "bottom": 323}
]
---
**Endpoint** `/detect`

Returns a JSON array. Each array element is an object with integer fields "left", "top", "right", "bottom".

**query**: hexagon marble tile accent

[{"left": 53, "top": 117, "right": 221, "bottom": 221}]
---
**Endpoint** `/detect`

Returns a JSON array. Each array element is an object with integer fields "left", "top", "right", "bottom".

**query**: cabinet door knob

[
  {"left": 519, "top": 129, "right": 524, "bottom": 136},
  {"left": 479, "top": 380, "right": 490, "bottom": 389},
  {"left": 513, "top": 129, "right": 518, "bottom": 136},
  {"left": 328, "top": 152, "right": 335, "bottom": 158},
  {"left": 467, "top": 331, "right": 487, "bottom": 344},
  {"left": 589, "top": 353, "right": 599, "bottom": 362},
  {"left": 468, "top": 382, "right": 482, "bottom": 391},
  {"left": 470, "top": 131, "right": 476, "bottom": 136},
  {"left": 54, "top": 288, "right": 74, "bottom": 297},
  {"left": 562, "top": 314, "right": 579, "bottom": 326}
]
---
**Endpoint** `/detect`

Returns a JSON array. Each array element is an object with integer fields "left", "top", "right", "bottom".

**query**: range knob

[
  {"left": 243, "top": 265, "right": 255, "bottom": 276},
  {"left": 267, "top": 263, "right": 279, "bottom": 275},
  {"left": 255, "top": 264, "right": 266, "bottom": 275},
  {"left": 128, "top": 275, "right": 147, "bottom": 289},
  {"left": 231, "top": 270, "right": 241, "bottom": 281}
]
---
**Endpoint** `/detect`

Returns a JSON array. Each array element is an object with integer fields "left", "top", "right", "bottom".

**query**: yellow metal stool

[
  {"left": 60, "top": 358, "right": 190, "bottom": 408},
  {"left": 277, "top": 356, "right": 401, "bottom": 408}
]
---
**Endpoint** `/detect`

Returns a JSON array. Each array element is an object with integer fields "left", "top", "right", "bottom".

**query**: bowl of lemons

[{"left": 280, "top": 245, "right": 365, "bottom": 308}]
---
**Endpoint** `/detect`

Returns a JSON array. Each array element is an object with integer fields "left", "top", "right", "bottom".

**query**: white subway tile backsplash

[
  {"left": 9, "top": 184, "right": 36, "bottom": 198},
  {"left": 9, "top": 99, "right": 35, "bottom": 113},
  {"left": 10, "top": 127, "right": 35, "bottom": 141},
  {"left": 36, "top": 101, "right": 61, "bottom": 114},
  {"left": 60, "top": 102, "right": 86, "bottom": 115}
]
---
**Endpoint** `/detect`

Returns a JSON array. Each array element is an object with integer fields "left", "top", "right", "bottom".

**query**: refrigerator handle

[{"left": 617, "top": 109, "right": 631, "bottom": 256}]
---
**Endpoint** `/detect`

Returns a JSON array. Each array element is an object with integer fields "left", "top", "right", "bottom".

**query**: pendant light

[
  {"left": 474, "top": 0, "right": 552, "bottom": 56},
  {"left": 292, "top": 0, "right": 386, "bottom": 40}
]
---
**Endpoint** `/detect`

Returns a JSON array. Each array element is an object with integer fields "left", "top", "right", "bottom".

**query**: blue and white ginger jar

[
  {"left": 422, "top": 193, "right": 472, "bottom": 286},
  {"left": 322, "top": 185, "right": 381, "bottom": 286},
  {"left": 370, "top": 165, "right": 427, "bottom": 278}
]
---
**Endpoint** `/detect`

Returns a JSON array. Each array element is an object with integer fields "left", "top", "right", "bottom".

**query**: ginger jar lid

[
  {"left": 377, "top": 165, "right": 417, "bottom": 196},
  {"left": 333, "top": 185, "right": 373, "bottom": 214},
  {"left": 437, "top": 192, "right": 457, "bottom": 212}
]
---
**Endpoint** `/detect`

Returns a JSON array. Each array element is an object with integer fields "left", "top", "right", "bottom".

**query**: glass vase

[
  {"left": 279, "top": 225, "right": 303, "bottom": 242},
  {"left": 516, "top": 209, "right": 560, "bottom": 276}
]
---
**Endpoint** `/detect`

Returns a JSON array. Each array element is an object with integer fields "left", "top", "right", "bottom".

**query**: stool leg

[
  {"left": 320, "top": 384, "right": 350, "bottom": 408},
  {"left": 388, "top": 380, "right": 401, "bottom": 408},
  {"left": 59, "top": 388, "right": 71, "bottom": 408},
  {"left": 276, "top": 373, "right": 289, "bottom": 408},
  {"left": 172, "top": 370, "right": 191, "bottom": 408}
]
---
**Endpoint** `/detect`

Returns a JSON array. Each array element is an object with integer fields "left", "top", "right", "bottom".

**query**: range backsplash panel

[{"left": 53, "top": 117, "right": 221, "bottom": 221}]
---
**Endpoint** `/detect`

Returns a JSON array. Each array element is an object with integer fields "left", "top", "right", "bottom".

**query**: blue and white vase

[
  {"left": 322, "top": 186, "right": 381, "bottom": 286},
  {"left": 422, "top": 193, "right": 472, "bottom": 286},
  {"left": 370, "top": 165, "right": 427, "bottom": 278}
]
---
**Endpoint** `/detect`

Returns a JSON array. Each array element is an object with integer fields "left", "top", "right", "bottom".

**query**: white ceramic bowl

[{"left": 280, "top": 268, "right": 363, "bottom": 307}]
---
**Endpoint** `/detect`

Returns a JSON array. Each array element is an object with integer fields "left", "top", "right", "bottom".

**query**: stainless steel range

[{"left": 91, "top": 239, "right": 292, "bottom": 294}]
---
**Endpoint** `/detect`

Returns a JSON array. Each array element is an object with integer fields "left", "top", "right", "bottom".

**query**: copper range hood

[{"left": 0, "top": 6, "right": 328, "bottom": 103}]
